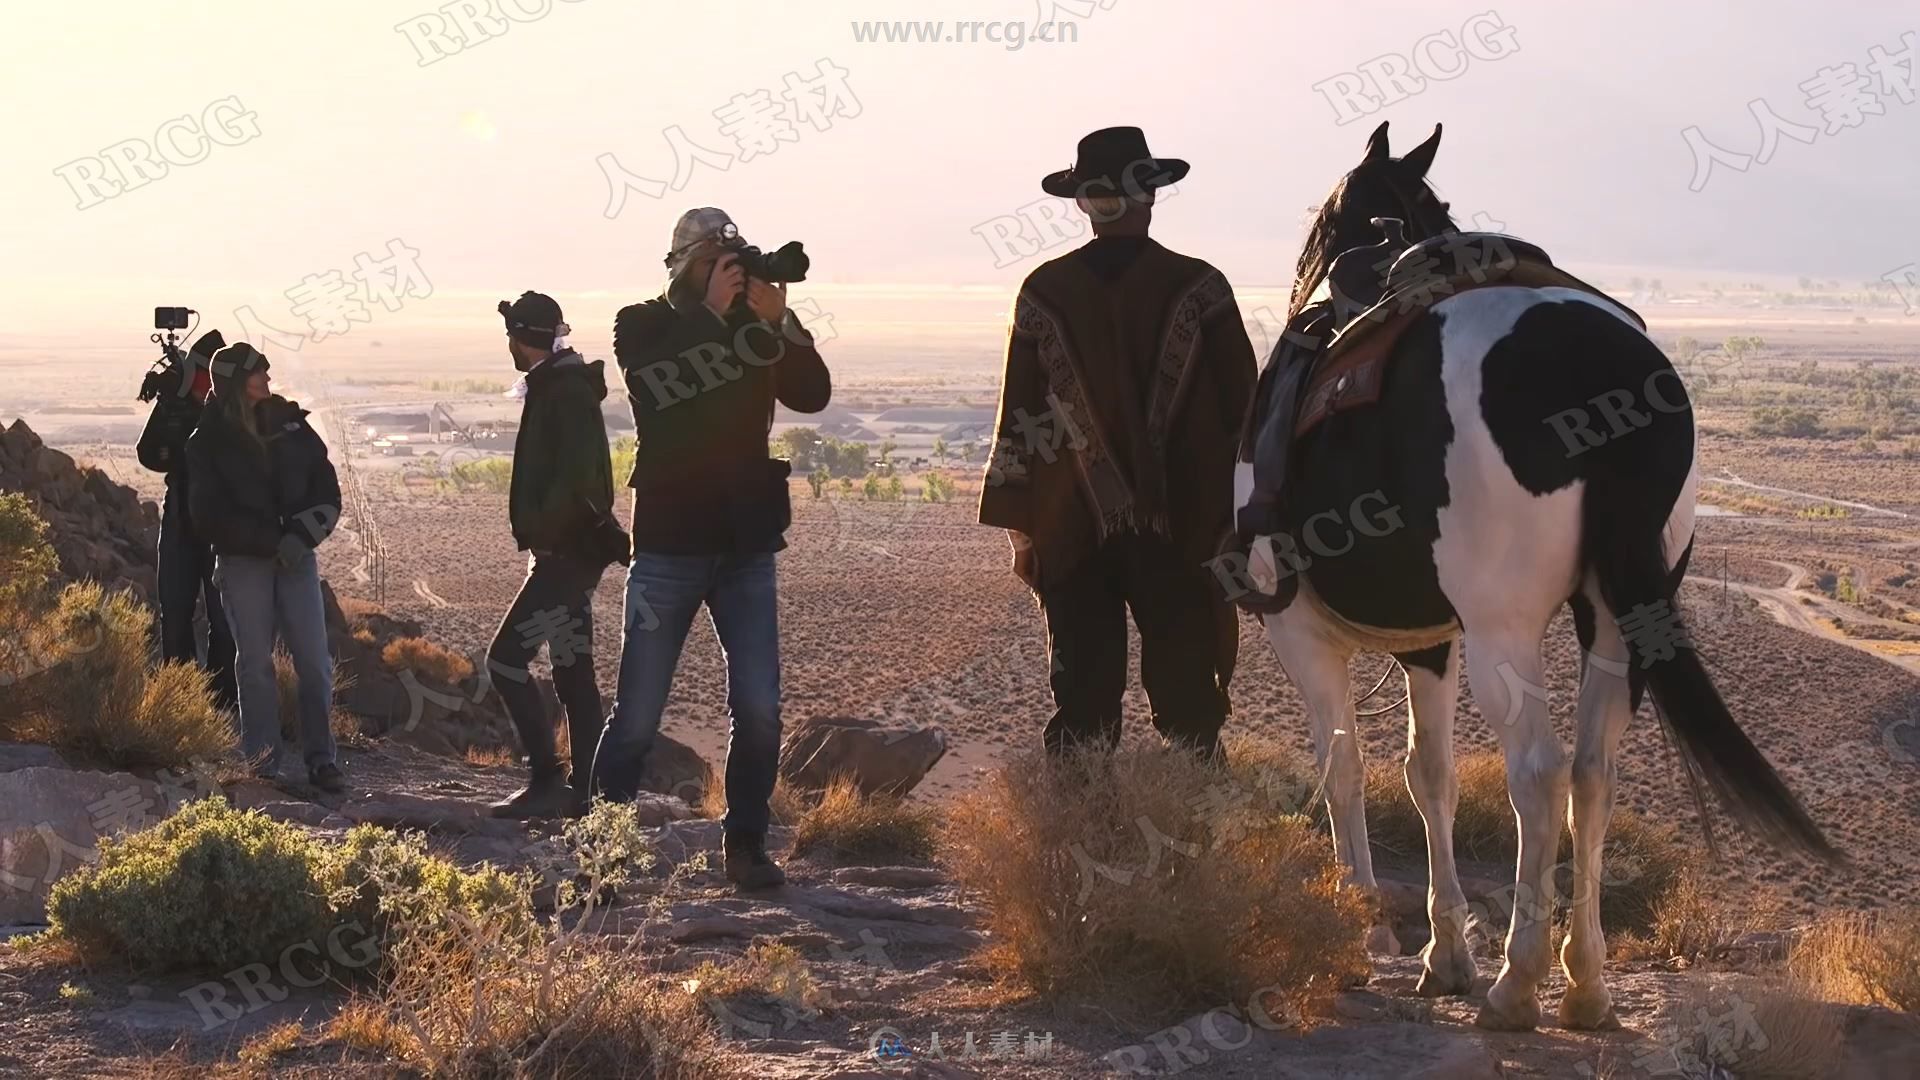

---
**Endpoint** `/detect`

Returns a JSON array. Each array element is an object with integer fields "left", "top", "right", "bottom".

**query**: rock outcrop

[{"left": 0, "top": 419, "right": 158, "bottom": 606}]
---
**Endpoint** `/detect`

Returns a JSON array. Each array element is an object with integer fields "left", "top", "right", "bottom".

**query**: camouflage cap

[{"left": 665, "top": 207, "right": 741, "bottom": 267}]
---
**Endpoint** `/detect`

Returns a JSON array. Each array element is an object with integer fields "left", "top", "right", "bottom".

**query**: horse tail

[{"left": 1581, "top": 388, "right": 1840, "bottom": 865}]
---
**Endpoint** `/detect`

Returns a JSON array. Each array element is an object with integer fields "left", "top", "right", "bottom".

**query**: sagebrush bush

[
  {"left": 44, "top": 798, "right": 334, "bottom": 972},
  {"left": 10, "top": 583, "right": 235, "bottom": 769},
  {"left": 324, "top": 825, "right": 535, "bottom": 973},
  {"left": 789, "top": 776, "right": 941, "bottom": 864},
  {"left": 338, "top": 800, "right": 738, "bottom": 1078},
  {"left": 0, "top": 490, "right": 59, "bottom": 611},
  {"left": 379, "top": 636, "right": 474, "bottom": 684},
  {"left": 944, "top": 744, "right": 1370, "bottom": 1023},
  {"left": 40, "top": 799, "right": 533, "bottom": 983},
  {"left": 683, "top": 939, "right": 828, "bottom": 1017}
]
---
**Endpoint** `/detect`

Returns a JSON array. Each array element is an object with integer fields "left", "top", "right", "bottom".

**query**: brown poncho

[{"left": 978, "top": 238, "right": 1257, "bottom": 590}]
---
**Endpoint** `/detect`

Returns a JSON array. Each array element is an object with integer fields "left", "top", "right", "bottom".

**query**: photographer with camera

[
  {"left": 136, "top": 308, "right": 236, "bottom": 711},
  {"left": 483, "top": 292, "right": 626, "bottom": 821},
  {"left": 186, "top": 343, "right": 347, "bottom": 793},
  {"left": 594, "top": 207, "right": 830, "bottom": 890}
]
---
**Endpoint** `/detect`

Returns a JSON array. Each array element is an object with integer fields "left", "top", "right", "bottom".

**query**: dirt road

[{"left": 1690, "top": 557, "right": 1920, "bottom": 677}]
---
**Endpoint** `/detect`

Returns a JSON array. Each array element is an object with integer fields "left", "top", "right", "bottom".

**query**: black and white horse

[{"left": 1236, "top": 121, "right": 1837, "bottom": 1031}]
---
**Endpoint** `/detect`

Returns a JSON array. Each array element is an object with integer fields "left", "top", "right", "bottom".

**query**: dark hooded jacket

[
  {"left": 510, "top": 349, "right": 617, "bottom": 557},
  {"left": 186, "top": 396, "right": 342, "bottom": 558},
  {"left": 612, "top": 297, "right": 831, "bottom": 554}
]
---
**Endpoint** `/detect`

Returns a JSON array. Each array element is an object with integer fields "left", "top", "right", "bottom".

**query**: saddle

[
  {"left": 1226, "top": 224, "right": 1641, "bottom": 614},
  {"left": 1293, "top": 229, "right": 1642, "bottom": 439}
]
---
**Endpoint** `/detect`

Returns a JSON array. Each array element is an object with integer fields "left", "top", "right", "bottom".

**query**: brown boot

[
  {"left": 723, "top": 830, "right": 787, "bottom": 891},
  {"left": 488, "top": 773, "right": 573, "bottom": 820}
]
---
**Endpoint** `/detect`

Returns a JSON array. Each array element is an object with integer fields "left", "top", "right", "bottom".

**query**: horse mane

[
  {"left": 1287, "top": 168, "right": 1458, "bottom": 323},
  {"left": 1288, "top": 176, "right": 1354, "bottom": 323}
]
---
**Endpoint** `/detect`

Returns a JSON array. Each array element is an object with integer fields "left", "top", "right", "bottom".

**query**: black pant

[
  {"left": 157, "top": 486, "right": 236, "bottom": 711},
  {"left": 486, "top": 552, "right": 606, "bottom": 785},
  {"left": 1040, "top": 534, "right": 1234, "bottom": 755}
]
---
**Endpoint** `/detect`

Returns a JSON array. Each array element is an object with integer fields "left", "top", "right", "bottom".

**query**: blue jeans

[
  {"left": 593, "top": 551, "right": 781, "bottom": 833},
  {"left": 215, "top": 548, "right": 337, "bottom": 775}
]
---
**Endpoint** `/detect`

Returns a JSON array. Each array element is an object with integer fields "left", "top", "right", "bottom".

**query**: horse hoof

[
  {"left": 1557, "top": 988, "right": 1622, "bottom": 1031},
  {"left": 1415, "top": 966, "right": 1474, "bottom": 998},
  {"left": 1416, "top": 936, "right": 1476, "bottom": 997},
  {"left": 1473, "top": 1001, "right": 1541, "bottom": 1032},
  {"left": 1474, "top": 981, "right": 1542, "bottom": 1032},
  {"left": 1365, "top": 924, "right": 1403, "bottom": 957}
]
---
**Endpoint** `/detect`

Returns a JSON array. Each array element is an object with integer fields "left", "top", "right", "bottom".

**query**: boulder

[
  {"left": 0, "top": 765, "right": 167, "bottom": 923},
  {"left": 779, "top": 717, "right": 947, "bottom": 798},
  {"left": 638, "top": 733, "right": 713, "bottom": 804},
  {"left": 0, "top": 743, "right": 69, "bottom": 773}
]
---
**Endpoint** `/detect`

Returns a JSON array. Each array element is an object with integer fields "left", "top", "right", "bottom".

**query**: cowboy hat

[{"left": 1040, "top": 126, "right": 1189, "bottom": 199}]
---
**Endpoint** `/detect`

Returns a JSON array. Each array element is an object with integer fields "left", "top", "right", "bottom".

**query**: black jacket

[
  {"left": 613, "top": 297, "right": 831, "bottom": 554},
  {"left": 186, "top": 396, "right": 342, "bottom": 558},
  {"left": 510, "top": 350, "right": 617, "bottom": 556},
  {"left": 137, "top": 393, "right": 203, "bottom": 486}
]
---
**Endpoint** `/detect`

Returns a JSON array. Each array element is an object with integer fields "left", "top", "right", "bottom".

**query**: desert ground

[
  {"left": 15, "top": 292, "right": 1920, "bottom": 913},
  {"left": 5, "top": 286, "right": 1920, "bottom": 1076}
]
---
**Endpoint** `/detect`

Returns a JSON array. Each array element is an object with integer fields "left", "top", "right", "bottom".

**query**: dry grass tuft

[
  {"left": 699, "top": 772, "right": 808, "bottom": 828},
  {"left": 8, "top": 583, "right": 236, "bottom": 769},
  {"left": 379, "top": 636, "right": 474, "bottom": 684},
  {"left": 465, "top": 744, "right": 517, "bottom": 767},
  {"left": 347, "top": 800, "right": 739, "bottom": 1078},
  {"left": 944, "top": 743, "right": 1371, "bottom": 1024},
  {"left": 1361, "top": 749, "right": 1686, "bottom": 935},
  {"left": 1791, "top": 907, "right": 1920, "bottom": 1012},
  {"left": 272, "top": 648, "right": 357, "bottom": 743},
  {"left": 236, "top": 1021, "right": 303, "bottom": 1068},
  {"left": 789, "top": 776, "right": 942, "bottom": 864},
  {"left": 1364, "top": 751, "right": 1515, "bottom": 862},
  {"left": 1664, "top": 978, "right": 1845, "bottom": 1079},
  {"left": 1630, "top": 867, "right": 1781, "bottom": 964}
]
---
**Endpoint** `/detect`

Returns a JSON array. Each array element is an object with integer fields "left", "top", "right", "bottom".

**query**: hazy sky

[{"left": 6, "top": 0, "right": 1918, "bottom": 343}]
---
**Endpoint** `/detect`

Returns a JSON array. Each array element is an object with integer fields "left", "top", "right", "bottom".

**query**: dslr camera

[{"left": 729, "top": 240, "right": 810, "bottom": 285}]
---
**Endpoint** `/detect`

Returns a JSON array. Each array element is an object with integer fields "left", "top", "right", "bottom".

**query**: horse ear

[
  {"left": 1364, "top": 120, "right": 1391, "bottom": 162},
  {"left": 1401, "top": 123, "right": 1442, "bottom": 177}
]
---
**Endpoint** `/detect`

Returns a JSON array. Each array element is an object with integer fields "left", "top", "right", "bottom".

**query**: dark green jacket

[{"left": 510, "top": 350, "right": 616, "bottom": 555}]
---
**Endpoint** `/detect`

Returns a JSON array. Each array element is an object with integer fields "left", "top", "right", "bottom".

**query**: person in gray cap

[{"left": 595, "top": 207, "right": 831, "bottom": 890}]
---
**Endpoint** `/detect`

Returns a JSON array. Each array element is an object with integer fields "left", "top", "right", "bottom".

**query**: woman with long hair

[{"left": 186, "top": 342, "right": 347, "bottom": 792}]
